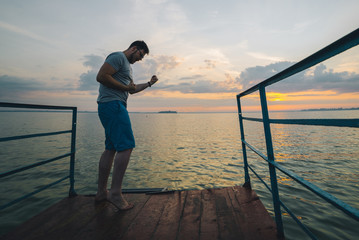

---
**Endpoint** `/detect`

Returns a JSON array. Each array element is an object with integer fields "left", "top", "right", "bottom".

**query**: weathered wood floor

[{"left": 2, "top": 186, "right": 278, "bottom": 240}]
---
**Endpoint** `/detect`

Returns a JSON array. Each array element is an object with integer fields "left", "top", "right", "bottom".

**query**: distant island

[
  {"left": 158, "top": 110, "right": 177, "bottom": 114},
  {"left": 301, "top": 107, "right": 359, "bottom": 111}
]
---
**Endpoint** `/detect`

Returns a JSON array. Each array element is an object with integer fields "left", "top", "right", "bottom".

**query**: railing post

[
  {"left": 259, "top": 86, "right": 284, "bottom": 239},
  {"left": 236, "top": 95, "right": 251, "bottom": 188},
  {"left": 69, "top": 107, "right": 77, "bottom": 197}
]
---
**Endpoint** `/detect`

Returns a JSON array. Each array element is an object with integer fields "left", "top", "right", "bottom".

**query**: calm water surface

[{"left": 0, "top": 110, "right": 358, "bottom": 239}]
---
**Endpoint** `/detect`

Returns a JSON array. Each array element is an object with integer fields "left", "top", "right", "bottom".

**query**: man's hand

[
  {"left": 128, "top": 76, "right": 157, "bottom": 95},
  {"left": 127, "top": 82, "right": 136, "bottom": 91},
  {"left": 149, "top": 75, "right": 158, "bottom": 86}
]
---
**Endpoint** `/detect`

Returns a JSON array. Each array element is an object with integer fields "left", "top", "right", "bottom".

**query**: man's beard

[{"left": 128, "top": 52, "right": 136, "bottom": 64}]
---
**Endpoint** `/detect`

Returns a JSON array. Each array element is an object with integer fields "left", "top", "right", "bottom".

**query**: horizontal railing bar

[
  {"left": 248, "top": 164, "right": 271, "bottom": 192},
  {"left": 0, "top": 153, "right": 72, "bottom": 179},
  {"left": 242, "top": 117, "right": 359, "bottom": 128},
  {"left": 248, "top": 164, "right": 317, "bottom": 239},
  {"left": 0, "top": 176, "right": 69, "bottom": 211},
  {"left": 276, "top": 193, "right": 318, "bottom": 239},
  {"left": 242, "top": 117, "right": 263, "bottom": 123},
  {"left": 272, "top": 161, "right": 359, "bottom": 221},
  {"left": 238, "top": 28, "right": 359, "bottom": 98},
  {"left": 123, "top": 188, "right": 166, "bottom": 193},
  {"left": 0, "top": 102, "right": 76, "bottom": 110},
  {"left": 243, "top": 140, "right": 269, "bottom": 161},
  {"left": 237, "top": 28, "right": 359, "bottom": 239},
  {"left": 0, "top": 130, "right": 72, "bottom": 142},
  {"left": 269, "top": 118, "right": 359, "bottom": 128},
  {"left": 243, "top": 138, "right": 359, "bottom": 221}
]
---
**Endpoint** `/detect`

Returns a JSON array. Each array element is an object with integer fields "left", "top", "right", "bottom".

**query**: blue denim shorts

[{"left": 98, "top": 100, "right": 135, "bottom": 151}]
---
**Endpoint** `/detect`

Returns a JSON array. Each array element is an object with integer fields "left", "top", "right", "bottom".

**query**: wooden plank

[
  {"left": 200, "top": 189, "right": 219, "bottom": 240},
  {"left": 120, "top": 193, "right": 169, "bottom": 239},
  {"left": 177, "top": 190, "right": 201, "bottom": 240},
  {"left": 2, "top": 187, "right": 278, "bottom": 240},
  {"left": 2, "top": 195, "right": 104, "bottom": 240},
  {"left": 1, "top": 197, "right": 77, "bottom": 240},
  {"left": 152, "top": 191, "right": 186, "bottom": 240},
  {"left": 40, "top": 196, "right": 108, "bottom": 240},
  {"left": 214, "top": 187, "right": 244, "bottom": 240},
  {"left": 1, "top": 197, "right": 72, "bottom": 240},
  {"left": 232, "top": 185, "right": 259, "bottom": 203},
  {"left": 73, "top": 193, "right": 150, "bottom": 240},
  {"left": 231, "top": 186, "right": 277, "bottom": 240},
  {"left": 226, "top": 187, "right": 247, "bottom": 238}
]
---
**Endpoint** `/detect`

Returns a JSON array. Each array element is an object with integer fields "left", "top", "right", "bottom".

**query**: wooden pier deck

[{"left": 2, "top": 186, "right": 278, "bottom": 240}]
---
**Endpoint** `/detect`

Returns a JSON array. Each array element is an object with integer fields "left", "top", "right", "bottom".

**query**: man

[{"left": 95, "top": 40, "right": 158, "bottom": 210}]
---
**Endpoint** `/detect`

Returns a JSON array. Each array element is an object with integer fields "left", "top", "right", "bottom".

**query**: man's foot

[
  {"left": 95, "top": 190, "right": 109, "bottom": 202},
  {"left": 108, "top": 192, "right": 134, "bottom": 211},
  {"left": 113, "top": 202, "right": 134, "bottom": 211}
]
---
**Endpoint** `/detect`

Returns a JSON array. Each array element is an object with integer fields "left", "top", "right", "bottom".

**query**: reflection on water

[
  {"left": 242, "top": 110, "right": 359, "bottom": 239},
  {"left": 125, "top": 113, "right": 243, "bottom": 190},
  {"left": 0, "top": 110, "right": 359, "bottom": 239}
]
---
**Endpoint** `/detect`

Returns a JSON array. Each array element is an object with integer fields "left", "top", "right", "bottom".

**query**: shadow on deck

[{"left": 2, "top": 186, "right": 279, "bottom": 240}]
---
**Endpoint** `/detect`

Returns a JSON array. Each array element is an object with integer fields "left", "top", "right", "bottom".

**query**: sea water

[{"left": 0, "top": 110, "right": 358, "bottom": 239}]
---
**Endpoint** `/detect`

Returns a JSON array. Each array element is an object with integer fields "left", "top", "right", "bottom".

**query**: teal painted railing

[
  {"left": 236, "top": 28, "right": 359, "bottom": 239},
  {"left": 0, "top": 102, "right": 77, "bottom": 211}
]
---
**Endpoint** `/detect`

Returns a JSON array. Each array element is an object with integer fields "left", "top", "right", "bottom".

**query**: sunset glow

[{"left": 1, "top": 1, "right": 358, "bottom": 112}]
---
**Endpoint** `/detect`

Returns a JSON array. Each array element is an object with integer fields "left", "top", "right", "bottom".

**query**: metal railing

[
  {"left": 0, "top": 102, "right": 77, "bottom": 211},
  {"left": 236, "top": 28, "right": 359, "bottom": 239}
]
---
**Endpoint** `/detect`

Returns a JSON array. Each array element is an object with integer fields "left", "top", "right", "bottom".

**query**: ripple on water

[{"left": 1, "top": 112, "right": 359, "bottom": 239}]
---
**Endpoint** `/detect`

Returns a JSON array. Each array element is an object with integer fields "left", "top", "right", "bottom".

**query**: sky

[{"left": 1, "top": 0, "right": 359, "bottom": 112}]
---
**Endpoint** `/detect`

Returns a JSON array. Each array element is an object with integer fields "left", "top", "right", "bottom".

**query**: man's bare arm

[
  {"left": 129, "top": 75, "right": 158, "bottom": 94},
  {"left": 96, "top": 62, "right": 136, "bottom": 91}
]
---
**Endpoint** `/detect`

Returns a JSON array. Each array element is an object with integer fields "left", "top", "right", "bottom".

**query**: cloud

[
  {"left": 171, "top": 80, "right": 222, "bottom": 93},
  {"left": 239, "top": 61, "right": 295, "bottom": 90},
  {"left": 3, "top": 58, "right": 358, "bottom": 108},
  {"left": 238, "top": 62, "right": 359, "bottom": 94},
  {"left": 0, "top": 74, "right": 72, "bottom": 102},
  {"left": 185, "top": 79, "right": 239, "bottom": 93},
  {"left": 0, "top": 20, "right": 53, "bottom": 45},
  {"left": 309, "top": 64, "right": 359, "bottom": 93},
  {"left": 203, "top": 59, "right": 217, "bottom": 69},
  {"left": 152, "top": 61, "right": 359, "bottom": 96},
  {"left": 155, "top": 55, "right": 182, "bottom": 70},
  {"left": 0, "top": 54, "right": 106, "bottom": 101},
  {"left": 77, "top": 55, "right": 104, "bottom": 91},
  {"left": 133, "top": 55, "right": 182, "bottom": 81},
  {"left": 144, "top": 62, "right": 292, "bottom": 94},
  {"left": 247, "top": 52, "right": 285, "bottom": 62},
  {"left": 179, "top": 75, "right": 203, "bottom": 81},
  {"left": 77, "top": 53, "right": 182, "bottom": 90},
  {"left": 0, "top": 75, "right": 43, "bottom": 95},
  {"left": 154, "top": 73, "right": 242, "bottom": 94}
]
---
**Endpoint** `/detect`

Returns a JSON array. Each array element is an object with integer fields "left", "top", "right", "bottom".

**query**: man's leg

[
  {"left": 95, "top": 149, "right": 116, "bottom": 201},
  {"left": 108, "top": 148, "right": 133, "bottom": 209}
]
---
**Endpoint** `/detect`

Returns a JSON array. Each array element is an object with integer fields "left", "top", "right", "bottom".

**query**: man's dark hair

[{"left": 129, "top": 40, "right": 149, "bottom": 54}]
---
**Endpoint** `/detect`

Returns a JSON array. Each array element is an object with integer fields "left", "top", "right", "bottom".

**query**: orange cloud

[
  {"left": 267, "top": 91, "right": 359, "bottom": 104},
  {"left": 140, "top": 90, "right": 237, "bottom": 100},
  {"left": 130, "top": 105, "right": 238, "bottom": 113},
  {"left": 266, "top": 90, "right": 337, "bottom": 102}
]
